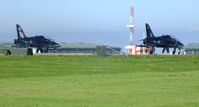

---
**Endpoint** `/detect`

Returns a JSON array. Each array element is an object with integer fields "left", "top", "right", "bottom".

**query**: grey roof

[
  {"left": 0, "top": 43, "right": 12, "bottom": 48},
  {"left": 0, "top": 42, "right": 121, "bottom": 49},
  {"left": 59, "top": 42, "right": 121, "bottom": 49},
  {"left": 185, "top": 43, "right": 199, "bottom": 50},
  {"left": 59, "top": 42, "right": 98, "bottom": 48}
]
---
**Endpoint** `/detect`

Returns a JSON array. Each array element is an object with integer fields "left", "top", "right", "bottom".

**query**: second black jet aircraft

[
  {"left": 143, "top": 23, "right": 184, "bottom": 54},
  {"left": 13, "top": 24, "right": 60, "bottom": 53}
]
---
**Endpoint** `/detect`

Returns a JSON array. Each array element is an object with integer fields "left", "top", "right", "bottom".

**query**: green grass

[{"left": 0, "top": 55, "right": 199, "bottom": 107}]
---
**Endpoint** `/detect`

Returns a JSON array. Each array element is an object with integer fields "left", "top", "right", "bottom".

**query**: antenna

[{"left": 126, "top": 0, "right": 135, "bottom": 45}]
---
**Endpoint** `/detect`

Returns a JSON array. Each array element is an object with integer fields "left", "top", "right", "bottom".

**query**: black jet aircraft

[
  {"left": 143, "top": 23, "right": 184, "bottom": 54},
  {"left": 13, "top": 24, "right": 60, "bottom": 53}
]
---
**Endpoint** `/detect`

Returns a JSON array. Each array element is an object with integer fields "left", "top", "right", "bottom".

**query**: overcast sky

[{"left": 0, "top": 0, "right": 199, "bottom": 47}]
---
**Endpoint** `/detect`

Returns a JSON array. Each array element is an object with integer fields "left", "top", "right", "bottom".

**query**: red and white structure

[
  {"left": 125, "top": 0, "right": 150, "bottom": 55},
  {"left": 126, "top": 0, "right": 135, "bottom": 44},
  {"left": 125, "top": 45, "right": 149, "bottom": 55}
]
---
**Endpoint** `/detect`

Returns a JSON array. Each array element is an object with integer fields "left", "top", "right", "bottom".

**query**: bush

[{"left": 96, "top": 45, "right": 108, "bottom": 56}]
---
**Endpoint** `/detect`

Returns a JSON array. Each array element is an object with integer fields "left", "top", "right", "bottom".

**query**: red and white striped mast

[{"left": 126, "top": 0, "right": 135, "bottom": 45}]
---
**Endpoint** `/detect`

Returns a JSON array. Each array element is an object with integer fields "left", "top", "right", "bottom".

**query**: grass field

[{"left": 0, "top": 55, "right": 199, "bottom": 107}]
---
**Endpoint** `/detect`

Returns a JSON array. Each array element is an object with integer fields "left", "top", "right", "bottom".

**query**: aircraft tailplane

[
  {"left": 145, "top": 23, "right": 155, "bottom": 38},
  {"left": 16, "top": 24, "right": 27, "bottom": 39}
]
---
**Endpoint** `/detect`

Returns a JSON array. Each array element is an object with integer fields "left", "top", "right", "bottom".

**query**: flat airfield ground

[{"left": 0, "top": 55, "right": 199, "bottom": 107}]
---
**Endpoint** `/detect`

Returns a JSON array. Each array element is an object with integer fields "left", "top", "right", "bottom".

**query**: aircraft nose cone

[
  {"left": 53, "top": 42, "right": 61, "bottom": 47},
  {"left": 49, "top": 40, "right": 60, "bottom": 48},
  {"left": 178, "top": 42, "right": 184, "bottom": 48},
  {"left": 56, "top": 44, "right": 61, "bottom": 47}
]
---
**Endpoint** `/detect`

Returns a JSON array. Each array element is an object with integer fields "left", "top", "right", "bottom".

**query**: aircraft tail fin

[
  {"left": 16, "top": 24, "right": 27, "bottom": 39},
  {"left": 145, "top": 23, "right": 155, "bottom": 38}
]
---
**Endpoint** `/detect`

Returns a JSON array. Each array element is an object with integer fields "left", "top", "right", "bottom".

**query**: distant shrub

[{"left": 96, "top": 45, "right": 108, "bottom": 57}]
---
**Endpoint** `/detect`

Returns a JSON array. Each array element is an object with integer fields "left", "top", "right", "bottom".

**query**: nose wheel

[
  {"left": 149, "top": 47, "right": 155, "bottom": 54},
  {"left": 172, "top": 48, "right": 176, "bottom": 55},
  {"left": 173, "top": 48, "right": 182, "bottom": 55}
]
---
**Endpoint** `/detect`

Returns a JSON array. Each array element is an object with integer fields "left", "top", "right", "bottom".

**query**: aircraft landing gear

[
  {"left": 6, "top": 50, "right": 11, "bottom": 55},
  {"left": 162, "top": 48, "right": 170, "bottom": 54},
  {"left": 149, "top": 47, "right": 155, "bottom": 55},
  {"left": 178, "top": 48, "right": 182, "bottom": 55},
  {"left": 172, "top": 48, "right": 176, "bottom": 55},
  {"left": 172, "top": 51, "right": 176, "bottom": 55},
  {"left": 162, "top": 48, "right": 165, "bottom": 53},
  {"left": 36, "top": 48, "right": 44, "bottom": 53},
  {"left": 166, "top": 48, "right": 170, "bottom": 53},
  {"left": 172, "top": 48, "right": 183, "bottom": 55},
  {"left": 44, "top": 48, "right": 49, "bottom": 53}
]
